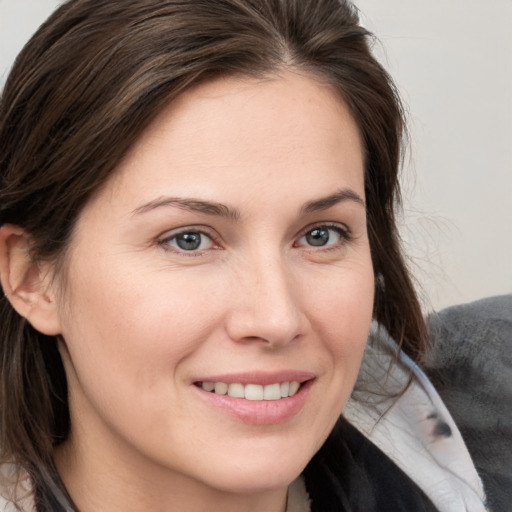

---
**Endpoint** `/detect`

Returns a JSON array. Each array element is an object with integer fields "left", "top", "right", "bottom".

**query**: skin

[{"left": 44, "top": 71, "right": 375, "bottom": 511}]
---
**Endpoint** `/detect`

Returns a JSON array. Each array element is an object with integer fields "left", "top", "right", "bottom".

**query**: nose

[{"left": 225, "top": 254, "right": 304, "bottom": 349}]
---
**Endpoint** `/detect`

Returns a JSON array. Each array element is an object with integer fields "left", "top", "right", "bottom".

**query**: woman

[{"left": 0, "top": 0, "right": 487, "bottom": 510}]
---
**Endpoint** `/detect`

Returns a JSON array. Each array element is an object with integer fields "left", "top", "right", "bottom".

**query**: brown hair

[{"left": 0, "top": 0, "right": 426, "bottom": 507}]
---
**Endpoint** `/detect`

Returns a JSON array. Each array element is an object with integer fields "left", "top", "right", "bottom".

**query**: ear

[{"left": 0, "top": 225, "right": 62, "bottom": 336}]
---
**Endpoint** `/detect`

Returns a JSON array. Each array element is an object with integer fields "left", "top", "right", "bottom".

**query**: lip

[{"left": 192, "top": 371, "right": 315, "bottom": 425}]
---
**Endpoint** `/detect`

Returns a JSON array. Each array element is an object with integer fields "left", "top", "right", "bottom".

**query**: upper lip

[{"left": 192, "top": 370, "right": 315, "bottom": 386}]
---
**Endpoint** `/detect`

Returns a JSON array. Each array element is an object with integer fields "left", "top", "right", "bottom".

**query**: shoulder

[
  {"left": 344, "top": 323, "right": 488, "bottom": 511},
  {"left": 425, "top": 295, "right": 512, "bottom": 512},
  {"left": 426, "top": 294, "right": 511, "bottom": 385}
]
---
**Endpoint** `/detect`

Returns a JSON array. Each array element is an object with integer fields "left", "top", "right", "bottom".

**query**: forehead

[
  {"left": 144, "top": 72, "right": 360, "bottom": 152},
  {"left": 87, "top": 71, "right": 365, "bottom": 218}
]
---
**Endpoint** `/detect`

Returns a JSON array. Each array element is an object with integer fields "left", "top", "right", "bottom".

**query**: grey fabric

[{"left": 425, "top": 295, "right": 512, "bottom": 512}]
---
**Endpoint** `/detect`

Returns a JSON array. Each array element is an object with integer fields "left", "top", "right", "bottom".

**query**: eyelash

[
  {"left": 295, "top": 223, "right": 352, "bottom": 251},
  {"left": 157, "top": 227, "right": 220, "bottom": 256},
  {"left": 157, "top": 223, "right": 352, "bottom": 256}
]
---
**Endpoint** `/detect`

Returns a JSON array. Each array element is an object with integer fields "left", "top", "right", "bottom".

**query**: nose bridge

[{"left": 227, "top": 247, "right": 303, "bottom": 346}]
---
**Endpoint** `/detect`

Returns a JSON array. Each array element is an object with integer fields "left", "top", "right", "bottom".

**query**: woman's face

[{"left": 53, "top": 72, "right": 374, "bottom": 501}]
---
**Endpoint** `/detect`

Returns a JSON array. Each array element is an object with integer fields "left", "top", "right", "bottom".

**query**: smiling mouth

[{"left": 194, "top": 381, "right": 304, "bottom": 400}]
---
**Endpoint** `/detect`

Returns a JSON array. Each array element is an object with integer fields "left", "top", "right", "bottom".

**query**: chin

[
  {"left": 192, "top": 438, "right": 315, "bottom": 494},
  {"left": 205, "top": 464, "right": 303, "bottom": 495}
]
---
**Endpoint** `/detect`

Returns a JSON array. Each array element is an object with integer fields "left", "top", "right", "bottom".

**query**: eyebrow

[
  {"left": 132, "top": 196, "right": 241, "bottom": 220},
  {"left": 132, "top": 187, "right": 364, "bottom": 220},
  {"left": 301, "top": 188, "right": 365, "bottom": 214}
]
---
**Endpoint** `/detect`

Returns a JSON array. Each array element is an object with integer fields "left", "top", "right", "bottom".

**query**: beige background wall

[
  {"left": 1, "top": 0, "right": 511, "bottom": 311},
  {"left": 353, "top": 0, "right": 512, "bottom": 310}
]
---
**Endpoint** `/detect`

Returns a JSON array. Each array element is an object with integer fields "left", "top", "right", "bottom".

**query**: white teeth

[
  {"left": 263, "top": 383, "right": 281, "bottom": 400},
  {"left": 214, "top": 382, "right": 228, "bottom": 395},
  {"left": 245, "top": 384, "right": 264, "bottom": 401},
  {"left": 202, "top": 381, "right": 215, "bottom": 392},
  {"left": 201, "top": 380, "right": 302, "bottom": 400},
  {"left": 289, "top": 381, "right": 300, "bottom": 396},
  {"left": 227, "top": 383, "right": 245, "bottom": 398}
]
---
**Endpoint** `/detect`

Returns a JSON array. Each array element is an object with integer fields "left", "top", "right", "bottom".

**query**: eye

[
  {"left": 296, "top": 224, "right": 349, "bottom": 248},
  {"left": 160, "top": 230, "right": 215, "bottom": 252}
]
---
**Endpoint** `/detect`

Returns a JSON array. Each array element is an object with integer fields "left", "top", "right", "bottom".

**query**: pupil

[
  {"left": 306, "top": 228, "right": 329, "bottom": 246},
  {"left": 177, "top": 233, "right": 201, "bottom": 250}
]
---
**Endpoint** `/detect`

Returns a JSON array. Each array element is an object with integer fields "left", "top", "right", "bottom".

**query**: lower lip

[{"left": 193, "top": 380, "right": 313, "bottom": 425}]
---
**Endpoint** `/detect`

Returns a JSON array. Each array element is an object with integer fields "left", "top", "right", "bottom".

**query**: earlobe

[{"left": 0, "top": 225, "right": 62, "bottom": 336}]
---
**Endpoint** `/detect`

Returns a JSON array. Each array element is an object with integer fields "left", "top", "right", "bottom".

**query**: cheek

[
  {"left": 55, "top": 264, "right": 227, "bottom": 453},
  {"left": 307, "top": 261, "right": 374, "bottom": 334},
  {"left": 57, "top": 257, "right": 227, "bottom": 384},
  {"left": 304, "top": 260, "right": 374, "bottom": 376},
  {"left": 291, "top": 260, "right": 373, "bottom": 452}
]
